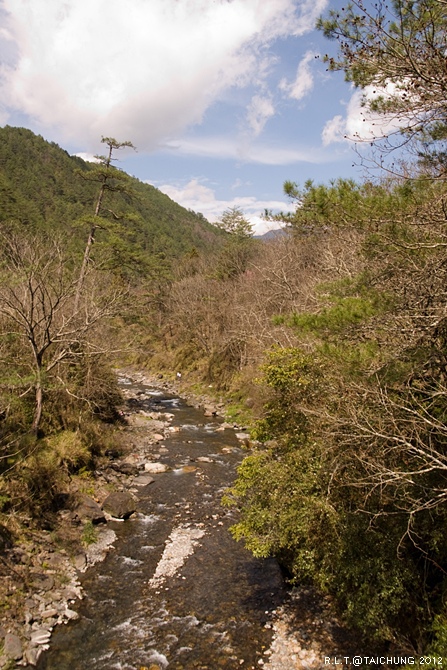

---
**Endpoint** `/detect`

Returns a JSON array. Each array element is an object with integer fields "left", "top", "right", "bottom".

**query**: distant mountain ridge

[{"left": 255, "top": 227, "right": 286, "bottom": 240}]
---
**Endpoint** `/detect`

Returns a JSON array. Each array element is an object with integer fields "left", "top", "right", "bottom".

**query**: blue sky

[{"left": 0, "top": 0, "right": 378, "bottom": 234}]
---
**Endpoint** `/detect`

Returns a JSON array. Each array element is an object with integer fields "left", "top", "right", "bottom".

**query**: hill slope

[{"left": 0, "top": 126, "right": 221, "bottom": 265}]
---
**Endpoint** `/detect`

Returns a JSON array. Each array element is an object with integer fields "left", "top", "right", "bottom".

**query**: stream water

[{"left": 35, "top": 376, "right": 288, "bottom": 670}]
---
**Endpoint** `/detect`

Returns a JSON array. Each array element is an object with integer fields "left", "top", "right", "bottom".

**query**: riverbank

[
  {"left": 0, "top": 369, "right": 245, "bottom": 668},
  {"left": 1, "top": 369, "right": 366, "bottom": 670}
]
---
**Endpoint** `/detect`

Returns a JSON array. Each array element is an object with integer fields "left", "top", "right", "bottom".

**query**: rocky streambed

[{"left": 0, "top": 372, "right": 360, "bottom": 670}]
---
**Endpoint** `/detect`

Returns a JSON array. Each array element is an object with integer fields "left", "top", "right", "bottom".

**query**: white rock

[
  {"left": 30, "top": 630, "right": 51, "bottom": 645},
  {"left": 62, "top": 608, "right": 79, "bottom": 621},
  {"left": 144, "top": 462, "right": 169, "bottom": 473},
  {"left": 25, "top": 646, "right": 42, "bottom": 666},
  {"left": 41, "top": 609, "right": 58, "bottom": 619},
  {"left": 149, "top": 524, "right": 205, "bottom": 587}
]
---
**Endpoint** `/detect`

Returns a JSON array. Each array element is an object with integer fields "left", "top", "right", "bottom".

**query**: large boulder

[
  {"left": 73, "top": 495, "right": 106, "bottom": 524},
  {"left": 102, "top": 492, "right": 137, "bottom": 519}
]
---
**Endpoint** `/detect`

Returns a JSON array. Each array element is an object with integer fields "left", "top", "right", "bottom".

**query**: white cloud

[
  {"left": 322, "top": 85, "right": 406, "bottom": 146},
  {"left": 246, "top": 95, "right": 275, "bottom": 136},
  {"left": 155, "top": 178, "right": 289, "bottom": 235},
  {"left": 164, "top": 135, "right": 326, "bottom": 165},
  {"left": 321, "top": 114, "right": 345, "bottom": 146},
  {"left": 279, "top": 50, "right": 317, "bottom": 102},
  {"left": 0, "top": 0, "right": 328, "bottom": 149},
  {"left": 74, "top": 152, "right": 100, "bottom": 163}
]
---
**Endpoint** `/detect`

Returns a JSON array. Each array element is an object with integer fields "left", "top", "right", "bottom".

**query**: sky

[{"left": 0, "top": 0, "right": 380, "bottom": 234}]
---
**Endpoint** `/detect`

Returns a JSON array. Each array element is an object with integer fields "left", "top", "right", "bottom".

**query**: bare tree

[{"left": 0, "top": 229, "right": 125, "bottom": 433}]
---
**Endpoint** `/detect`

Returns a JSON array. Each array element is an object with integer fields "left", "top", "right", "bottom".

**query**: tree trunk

[{"left": 32, "top": 382, "right": 43, "bottom": 435}]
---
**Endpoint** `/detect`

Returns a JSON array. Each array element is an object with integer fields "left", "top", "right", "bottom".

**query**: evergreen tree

[
  {"left": 318, "top": 0, "right": 447, "bottom": 174},
  {"left": 74, "top": 137, "right": 135, "bottom": 310}
]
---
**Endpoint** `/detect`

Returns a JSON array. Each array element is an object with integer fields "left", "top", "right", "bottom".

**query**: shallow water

[{"left": 36, "top": 379, "right": 287, "bottom": 670}]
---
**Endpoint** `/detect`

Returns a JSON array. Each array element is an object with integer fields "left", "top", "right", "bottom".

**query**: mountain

[
  {"left": 0, "top": 126, "right": 222, "bottom": 267},
  {"left": 255, "top": 227, "right": 286, "bottom": 240}
]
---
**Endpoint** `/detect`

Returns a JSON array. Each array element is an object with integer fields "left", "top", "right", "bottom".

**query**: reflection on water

[{"left": 36, "top": 381, "right": 287, "bottom": 670}]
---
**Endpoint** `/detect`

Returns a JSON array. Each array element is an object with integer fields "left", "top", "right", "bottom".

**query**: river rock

[
  {"left": 42, "top": 608, "right": 58, "bottom": 619},
  {"left": 144, "top": 462, "right": 169, "bottom": 473},
  {"left": 60, "top": 585, "right": 82, "bottom": 600},
  {"left": 25, "top": 645, "right": 42, "bottom": 666},
  {"left": 44, "top": 552, "right": 67, "bottom": 569},
  {"left": 203, "top": 405, "right": 218, "bottom": 416},
  {"left": 62, "top": 608, "right": 79, "bottom": 621},
  {"left": 219, "top": 422, "right": 234, "bottom": 430},
  {"left": 133, "top": 474, "right": 155, "bottom": 487},
  {"left": 4, "top": 632, "right": 23, "bottom": 660},
  {"left": 102, "top": 492, "right": 137, "bottom": 519},
  {"left": 31, "top": 573, "right": 55, "bottom": 591},
  {"left": 236, "top": 432, "right": 251, "bottom": 446},
  {"left": 30, "top": 629, "right": 51, "bottom": 645},
  {"left": 73, "top": 553, "right": 87, "bottom": 570},
  {"left": 111, "top": 462, "right": 139, "bottom": 476},
  {"left": 74, "top": 495, "right": 106, "bottom": 524},
  {"left": 82, "top": 528, "right": 116, "bottom": 569},
  {"left": 182, "top": 465, "right": 197, "bottom": 473}
]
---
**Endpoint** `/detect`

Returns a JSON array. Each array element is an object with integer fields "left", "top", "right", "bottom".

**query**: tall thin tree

[{"left": 74, "top": 137, "right": 135, "bottom": 312}]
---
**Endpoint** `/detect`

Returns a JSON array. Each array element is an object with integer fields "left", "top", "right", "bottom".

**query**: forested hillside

[{"left": 0, "top": 126, "right": 219, "bottom": 264}]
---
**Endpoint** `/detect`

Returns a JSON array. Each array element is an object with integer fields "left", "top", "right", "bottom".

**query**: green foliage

[
  {"left": 212, "top": 234, "right": 258, "bottom": 281},
  {"left": 329, "top": 516, "right": 424, "bottom": 643},
  {"left": 428, "top": 615, "right": 447, "bottom": 655},
  {"left": 252, "top": 347, "right": 323, "bottom": 442},
  {"left": 317, "top": 0, "right": 447, "bottom": 174},
  {"left": 290, "top": 296, "right": 379, "bottom": 335},
  {"left": 227, "top": 172, "right": 447, "bottom": 649},
  {"left": 216, "top": 206, "right": 253, "bottom": 238},
  {"left": 225, "top": 445, "right": 333, "bottom": 565},
  {"left": 41, "top": 432, "right": 90, "bottom": 471},
  {"left": 260, "top": 346, "right": 317, "bottom": 393},
  {"left": 270, "top": 176, "right": 431, "bottom": 233},
  {"left": 227, "top": 343, "right": 438, "bottom": 645},
  {"left": 0, "top": 126, "right": 222, "bottom": 273},
  {"left": 82, "top": 520, "right": 98, "bottom": 546},
  {"left": 210, "top": 207, "right": 257, "bottom": 279}
]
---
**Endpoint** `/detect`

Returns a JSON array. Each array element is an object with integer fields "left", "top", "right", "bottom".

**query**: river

[{"left": 34, "top": 375, "right": 289, "bottom": 670}]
